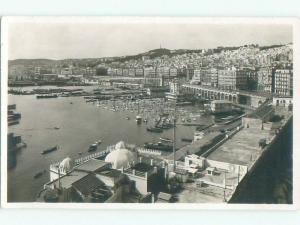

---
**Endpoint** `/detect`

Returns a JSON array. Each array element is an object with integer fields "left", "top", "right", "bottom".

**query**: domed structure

[
  {"left": 59, "top": 157, "right": 74, "bottom": 174},
  {"left": 115, "top": 140, "right": 126, "bottom": 149},
  {"left": 105, "top": 141, "right": 137, "bottom": 169}
]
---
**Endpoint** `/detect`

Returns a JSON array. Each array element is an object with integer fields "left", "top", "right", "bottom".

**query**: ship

[
  {"left": 41, "top": 145, "right": 59, "bottom": 155},
  {"left": 136, "top": 115, "right": 142, "bottom": 124},
  {"left": 88, "top": 143, "right": 98, "bottom": 152},
  {"left": 144, "top": 142, "right": 173, "bottom": 152},
  {"left": 146, "top": 127, "right": 163, "bottom": 133},
  {"left": 36, "top": 94, "right": 58, "bottom": 99},
  {"left": 181, "top": 138, "right": 193, "bottom": 142},
  {"left": 159, "top": 137, "right": 173, "bottom": 143}
]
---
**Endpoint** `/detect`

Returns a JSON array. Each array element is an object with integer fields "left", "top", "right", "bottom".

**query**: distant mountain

[
  {"left": 8, "top": 58, "right": 57, "bottom": 66},
  {"left": 8, "top": 44, "right": 289, "bottom": 67}
]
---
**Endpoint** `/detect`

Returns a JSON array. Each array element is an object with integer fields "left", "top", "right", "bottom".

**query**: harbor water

[{"left": 7, "top": 89, "right": 214, "bottom": 202}]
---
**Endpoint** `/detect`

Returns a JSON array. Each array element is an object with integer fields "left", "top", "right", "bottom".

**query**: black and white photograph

[{"left": 0, "top": 17, "right": 297, "bottom": 207}]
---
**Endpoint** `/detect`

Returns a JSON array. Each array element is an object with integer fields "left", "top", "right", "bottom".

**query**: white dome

[
  {"left": 115, "top": 141, "right": 126, "bottom": 150},
  {"left": 59, "top": 157, "right": 74, "bottom": 173},
  {"left": 105, "top": 147, "right": 137, "bottom": 169}
]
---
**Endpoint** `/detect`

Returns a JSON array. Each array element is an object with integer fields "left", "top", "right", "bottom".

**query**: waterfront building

[
  {"left": 169, "top": 67, "right": 178, "bottom": 77},
  {"left": 144, "top": 67, "right": 157, "bottom": 78},
  {"left": 42, "top": 141, "right": 165, "bottom": 202},
  {"left": 122, "top": 68, "right": 129, "bottom": 77},
  {"left": 34, "top": 66, "right": 41, "bottom": 76},
  {"left": 186, "top": 66, "right": 194, "bottom": 81},
  {"left": 107, "top": 68, "right": 118, "bottom": 76},
  {"left": 146, "top": 86, "right": 169, "bottom": 98},
  {"left": 210, "top": 100, "right": 232, "bottom": 114},
  {"left": 117, "top": 68, "right": 123, "bottom": 76},
  {"left": 272, "top": 96, "right": 293, "bottom": 110},
  {"left": 128, "top": 68, "right": 136, "bottom": 77},
  {"left": 257, "top": 67, "right": 274, "bottom": 93},
  {"left": 210, "top": 68, "right": 218, "bottom": 87},
  {"left": 273, "top": 69, "right": 293, "bottom": 97},
  {"left": 156, "top": 66, "right": 170, "bottom": 78},
  {"left": 39, "top": 74, "right": 59, "bottom": 81},
  {"left": 236, "top": 67, "right": 257, "bottom": 91},
  {"left": 217, "top": 67, "right": 237, "bottom": 90},
  {"left": 191, "top": 69, "right": 201, "bottom": 84},
  {"left": 218, "top": 66, "right": 247, "bottom": 91},
  {"left": 144, "top": 77, "right": 164, "bottom": 87},
  {"left": 135, "top": 68, "right": 144, "bottom": 77}
]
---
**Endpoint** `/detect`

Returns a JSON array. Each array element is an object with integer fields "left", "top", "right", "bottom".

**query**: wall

[
  {"left": 126, "top": 173, "right": 148, "bottom": 195},
  {"left": 205, "top": 159, "right": 248, "bottom": 177},
  {"left": 242, "top": 117, "right": 262, "bottom": 129}
]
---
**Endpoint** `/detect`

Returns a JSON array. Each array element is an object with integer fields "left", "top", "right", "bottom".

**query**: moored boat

[
  {"left": 146, "top": 127, "right": 163, "bottom": 133},
  {"left": 36, "top": 94, "right": 58, "bottom": 99},
  {"left": 41, "top": 145, "right": 59, "bottom": 155},
  {"left": 88, "top": 143, "right": 98, "bottom": 152},
  {"left": 159, "top": 137, "right": 173, "bottom": 143}
]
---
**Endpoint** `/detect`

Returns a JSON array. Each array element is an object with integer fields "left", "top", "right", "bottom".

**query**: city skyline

[{"left": 8, "top": 22, "right": 292, "bottom": 60}]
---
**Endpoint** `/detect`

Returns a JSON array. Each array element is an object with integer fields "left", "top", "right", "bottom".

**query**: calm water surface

[{"left": 8, "top": 90, "right": 213, "bottom": 202}]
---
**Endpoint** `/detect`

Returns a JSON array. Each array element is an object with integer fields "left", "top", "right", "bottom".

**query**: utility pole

[
  {"left": 173, "top": 100, "right": 176, "bottom": 172},
  {"left": 173, "top": 79, "right": 178, "bottom": 172},
  {"left": 223, "top": 171, "right": 227, "bottom": 202}
]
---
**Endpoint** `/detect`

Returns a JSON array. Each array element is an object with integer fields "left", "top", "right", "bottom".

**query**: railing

[
  {"left": 50, "top": 145, "right": 116, "bottom": 168},
  {"left": 137, "top": 148, "right": 162, "bottom": 156}
]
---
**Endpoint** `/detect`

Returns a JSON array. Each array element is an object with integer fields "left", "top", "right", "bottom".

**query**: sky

[{"left": 7, "top": 21, "right": 293, "bottom": 60}]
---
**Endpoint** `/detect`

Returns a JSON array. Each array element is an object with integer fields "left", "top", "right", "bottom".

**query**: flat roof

[
  {"left": 207, "top": 127, "right": 270, "bottom": 166},
  {"left": 166, "top": 131, "right": 220, "bottom": 161},
  {"left": 97, "top": 169, "right": 122, "bottom": 178},
  {"left": 75, "top": 159, "right": 109, "bottom": 172},
  {"left": 132, "top": 162, "right": 154, "bottom": 173},
  {"left": 211, "top": 100, "right": 231, "bottom": 104},
  {"left": 50, "top": 171, "right": 88, "bottom": 189}
]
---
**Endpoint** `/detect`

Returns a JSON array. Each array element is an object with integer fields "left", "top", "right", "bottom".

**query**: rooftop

[
  {"left": 96, "top": 168, "right": 122, "bottom": 178},
  {"left": 50, "top": 170, "right": 88, "bottom": 189},
  {"left": 131, "top": 162, "right": 154, "bottom": 173},
  {"left": 72, "top": 174, "right": 107, "bottom": 197},
  {"left": 166, "top": 131, "right": 221, "bottom": 161},
  {"left": 206, "top": 127, "right": 270, "bottom": 166},
  {"left": 75, "top": 159, "right": 109, "bottom": 173}
]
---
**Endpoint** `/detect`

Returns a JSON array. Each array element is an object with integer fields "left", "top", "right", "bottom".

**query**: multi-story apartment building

[
  {"left": 191, "top": 68, "right": 201, "bottom": 84},
  {"left": 185, "top": 65, "right": 194, "bottom": 81},
  {"left": 273, "top": 69, "right": 293, "bottom": 97},
  {"left": 144, "top": 77, "right": 164, "bottom": 87},
  {"left": 236, "top": 67, "right": 257, "bottom": 91},
  {"left": 122, "top": 68, "right": 129, "bottom": 77},
  {"left": 218, "top": 67, "right": 248, "bottom": 91},
  {"left": 200, "top": 67, "right": 218, "bottom": 87},
  {"left": 218, "top": 67, "right": 238, "bottom": 90},
  {"left": 116, "top": 68, "right": 123, "bottom": 76},
  {"left": 257, "top": 67, "right": 274, "bottom": 93},
  {"left": 128, "top": 68, "right": 135, "bottom": 77},
  {"left": 156, "top": 66, "right": 170, "bottom": 78},
  {"left": 210, "top": 68, "right": 218, "bottom": 87},
  {"left": 169, "top": 67, "right": 178, "bottom": 77},
  {"left": 144, "top": 67, "right": 157, "bottom": 78},
  {"left": 135, "top": 68, "right": 144, "bottom": 77}
]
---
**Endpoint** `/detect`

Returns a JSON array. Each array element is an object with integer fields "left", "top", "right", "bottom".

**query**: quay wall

[{"left": 229, "top": 116, "right": 293, "bottom": 204}]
